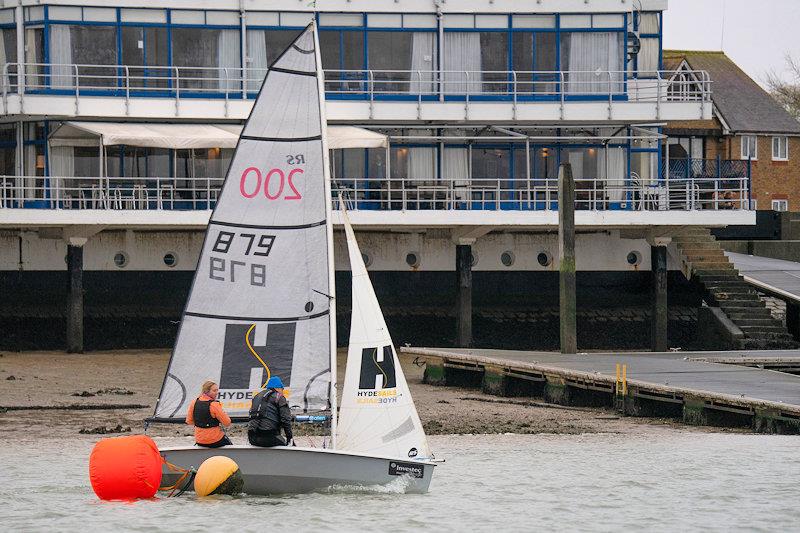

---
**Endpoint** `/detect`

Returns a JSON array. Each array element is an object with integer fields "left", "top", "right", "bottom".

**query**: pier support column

[
  {"left": 786, "top": 301, "right": 800, "bottom": 341},
  {"left": 651, "top": 239, "right": 669, "bottom": 352},
  {"left": 558, "top": 163, "right": 577, "bottom": 354},
  {"left": 456, "top": 243, "right": 473, "bottom": 347},
  {"left": 66, "top": 237, "right": 87, "bottom": 353}
]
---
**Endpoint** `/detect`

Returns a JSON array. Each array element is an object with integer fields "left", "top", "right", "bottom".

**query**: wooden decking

[{"left": 402, "top": 347, "right": 800, "bottom": 433}]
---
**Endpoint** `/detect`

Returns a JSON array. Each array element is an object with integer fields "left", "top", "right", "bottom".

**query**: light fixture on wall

[
  {"left": 207, "top": 147, "right": 220, "bottom": 159},
  {"left": 36, "top": 154, "right": 45, "bottom": 169}
]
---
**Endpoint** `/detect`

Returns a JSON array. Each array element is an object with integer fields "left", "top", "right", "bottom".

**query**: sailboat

[{"left": 151, "top": 22, "right": 435, "bottom": 495}]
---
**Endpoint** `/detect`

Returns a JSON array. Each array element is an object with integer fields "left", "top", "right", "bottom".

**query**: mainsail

[
  {"left": 336, "top": 211, "right": 431, "bottom": 459},
  {"left": 152, "top": 24, "right": 335, "bottom": 422}
]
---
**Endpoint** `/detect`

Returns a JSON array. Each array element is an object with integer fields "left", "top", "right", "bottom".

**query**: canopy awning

[{"left": 48, "top": 122, "right": 388, "bottom": 149}]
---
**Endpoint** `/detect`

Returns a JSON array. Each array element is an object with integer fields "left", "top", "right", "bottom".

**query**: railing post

[
  {"left": 416, "top": 70, "right": 422, "bottom": 120},
  {"left": 368, "top": 69, "right": 374, "bottom": 120},
  {"left": 174, "top": 66, "right": 180, "bottom": 116},
  {"left": 223, "top": 67, "right": 230, "bottom": 118},
  {"left": 124, "top": 65, "right": 130, "bottom": 116},
  {"left": 656, "top": 71, "right": 662, "bottom": 119},
  {"left": 74, "top": 64, "right": 80, "bottom": 115},
  {"left": 464, "top": 71, "right": 470, "bottom": 120},
  {"left": 512, "top": 70, "right": 517, "bottom": 120}
]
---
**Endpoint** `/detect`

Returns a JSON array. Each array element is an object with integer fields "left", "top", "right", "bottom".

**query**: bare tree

[{"left": 766, "top": 54, "right": 800, "bottom": 121}]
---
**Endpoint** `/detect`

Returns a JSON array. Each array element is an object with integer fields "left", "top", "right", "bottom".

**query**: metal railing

[
  {"left": 1, "top": 63, "right": 711, "bottom": 103},
  {"left": 1, "top": 171, "right": 748, "bottom": 212}
]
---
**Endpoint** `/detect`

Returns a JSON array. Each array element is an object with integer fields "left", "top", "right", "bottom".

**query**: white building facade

[{"left": 0, "top": 0, "right": 755, "bottom": 351}]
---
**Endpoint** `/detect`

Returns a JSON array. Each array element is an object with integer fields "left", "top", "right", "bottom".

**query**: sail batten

[{"left": 153, "top": 23, "right": 333, "bottom": 421}]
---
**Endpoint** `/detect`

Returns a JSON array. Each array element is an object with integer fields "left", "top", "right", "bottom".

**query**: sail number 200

[{"left": 240, "top": 167, "right": 303, "bottom": 200}]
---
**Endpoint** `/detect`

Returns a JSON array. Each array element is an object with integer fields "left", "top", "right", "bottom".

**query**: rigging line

[{"left": 245, "top": 323, "right": 272, "bottom": 387}]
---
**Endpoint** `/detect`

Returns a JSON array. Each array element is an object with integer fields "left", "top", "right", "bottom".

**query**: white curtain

[
  {"left": 246, "top": 30, "right": 268, "bottom": 93},
  {"left": 49, "top": 25, "right": 73, "bottom": 89},
  {"left": 443, "top": 147, "right": 469, "bottom": 201},
  {"left": 567, "top": 150, "right": 584, "bottom": 181},
  {"left": 443, "top": 33, "right": 481, "bottom": 94},
  {"left": 565, "top": 32, "right": 623, "bottom": 94},
  {"left": 48, "top": 146, "right": 75, "bottom": 201},
  {"left": 600, "top": 146, "right": 626, "bottom": 203},
  {"left": 217, "top": 29, "right": 241, "bottom": 91},
  {"left": 638, "top": 38, "right": 659, "bottom": 74},
  {"left": 407, "top": 147, "right": 436, "bottom": 183},
  {"left": 409, "top": 32, "right": 435, "bottom": 94}
]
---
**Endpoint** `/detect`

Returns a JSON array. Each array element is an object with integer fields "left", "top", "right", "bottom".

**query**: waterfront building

[
  {"left": 663, "top": 50, "right": 800, "bottom": 213},
  {"left": 0, "top": 0, "right": 780, "bottom": 352}
]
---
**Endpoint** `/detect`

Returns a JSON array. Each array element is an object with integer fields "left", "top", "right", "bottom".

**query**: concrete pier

[
  {"left": 406, "top": 346, "right": 800, "bottom": 434},
  {"left": 651, "top": 244, "right": 668, "bottom": 352},
  {"left": 456, "top": 244, "right": 472, "bottom": 348},
  {"left": 66, "top": 240, "right": 85, "bottom": 353},
  {"left": 558, "top": 163, "right": 577, "bottom": 354}
]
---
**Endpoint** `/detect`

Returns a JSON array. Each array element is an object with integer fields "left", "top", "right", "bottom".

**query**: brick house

[{"left": 664, "top": 50, "right": 800, "bottom": 211}]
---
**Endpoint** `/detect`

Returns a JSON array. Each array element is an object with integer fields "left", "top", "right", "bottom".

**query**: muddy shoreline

[{"left": 0, "top": 349, "right": 720, "bottom": 443}]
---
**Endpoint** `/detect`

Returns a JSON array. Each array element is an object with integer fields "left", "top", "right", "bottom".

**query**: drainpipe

[
  {"left": 435, "top": 0, "right": 443, "bottom": 102},
  {"left": 16, "top": 1, "right": 24, "bottom": 94},
  {"left": 240, "top": 0, "right": 247, "bottom": 99}
]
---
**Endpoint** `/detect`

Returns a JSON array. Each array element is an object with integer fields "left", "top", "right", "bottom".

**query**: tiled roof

[{"left": 664, "top": 50, "right": 800, "bottom": 135}]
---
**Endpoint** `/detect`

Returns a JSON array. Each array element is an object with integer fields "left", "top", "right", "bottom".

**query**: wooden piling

[{"left": 558, "top": 163, "right": 577, "bottom": 354}]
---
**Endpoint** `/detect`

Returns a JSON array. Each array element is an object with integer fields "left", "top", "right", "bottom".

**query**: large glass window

[
  {"left": 368, "top": 31, "right": 437, "bottom": 94},
  {"left": 49, "top": 25, "right": 118, "bottom": 88},
  {"left": 560, "top": 31, "right": 624, "bottom": 94},
  {"left": 443, "top": 32, "right": 507, "bottom": 94},
  {"left": 172, "top": 28, "right": 241, "bottom": 91},
  {"left": 1, "top": 28, "right": 16, "bottom": 87},
  {"left": 512, "top": 32, "right": 557, "bottom": 95},
  {"left": 245, "top": 29, "right": 297, "bottom": 92},
  {"left": 0, "top": 123, "right": 15, "bottom": 176},
  {"left": 122, "top": 26, "right": 169, "bottom": 88},
  {"left": 320, "top": 30, "right": 365, "bottom": 92},
  {"left": 24, "top": 27, "right": 43, "bottom": 88}
]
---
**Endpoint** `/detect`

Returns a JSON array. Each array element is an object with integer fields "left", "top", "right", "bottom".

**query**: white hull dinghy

[{"left": 148, "top": 22, "right": 436, "bottom": 495}]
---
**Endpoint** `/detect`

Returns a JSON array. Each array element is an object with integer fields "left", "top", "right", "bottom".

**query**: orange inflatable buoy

[{"left": 89, "top": 435, "right": 163, "bottom": 501}]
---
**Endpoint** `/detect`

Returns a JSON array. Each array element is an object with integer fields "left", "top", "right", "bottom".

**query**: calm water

[{"left": 4, "top": 432, "right": 799, "bottom": 532}]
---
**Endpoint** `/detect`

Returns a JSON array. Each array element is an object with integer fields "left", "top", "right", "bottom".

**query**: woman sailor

[{"left": 185, "top": 381, "right": 233, "bottom": 448}]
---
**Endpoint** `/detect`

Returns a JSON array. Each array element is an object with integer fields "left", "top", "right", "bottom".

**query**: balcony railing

[
  {"left": 1, "top": 63, "right": 711, "bottom": 104},
  {"left": 0, "top": 169, "right": 749, "bottom": 213}
]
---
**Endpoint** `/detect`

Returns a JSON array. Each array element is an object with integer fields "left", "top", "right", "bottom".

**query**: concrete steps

[{"left": 674, "top": 227, "right": 799, "bottom": 350}]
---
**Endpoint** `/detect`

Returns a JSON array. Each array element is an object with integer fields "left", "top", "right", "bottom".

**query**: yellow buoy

[{"left": 194, "top": 456, "right": 244, "bottom": 497}]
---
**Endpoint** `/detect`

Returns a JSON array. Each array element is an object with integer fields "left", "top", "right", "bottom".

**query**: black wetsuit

[{"left": 248, "top": 389, "right": 293, "bottom": 447}]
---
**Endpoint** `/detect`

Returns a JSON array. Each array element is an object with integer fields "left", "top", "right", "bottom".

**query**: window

[
  {"left": 772, "top": 136, "right": 788, "bottom": 161},
  {"left": 320, "top": 30, "right": 365, "bottom": 91},
  {"left": 740, "top": 135, "right": 757, "bottom": 160},
  {"left": 172, "top": 28, "right": 241, "bottom": 91},
  {"left": 368, "top": 31, "right": 436, "bottom": 94},
  {"left": 560, "top": 32, "right": 625, "bottom": 94},
  {"left": 772, "top": 199, "right": 788, "bottom": 212},
  {"left": 122, "top": 26, "right": 169, "bottom": 88},
  {"left": 443, "top": 31, "right": 508, "bottom": 94},
  {"left": 49, "top": 25, "right": 118, "bottom": 88}
]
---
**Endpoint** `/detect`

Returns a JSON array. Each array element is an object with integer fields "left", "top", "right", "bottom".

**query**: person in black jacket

[{"left": 248, "top": 375, "right": 294, "bottom": 447}]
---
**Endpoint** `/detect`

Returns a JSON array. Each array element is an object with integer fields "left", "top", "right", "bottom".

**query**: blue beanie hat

[{"left": 266, "top": 376, "right": 284, "bottom": 389}]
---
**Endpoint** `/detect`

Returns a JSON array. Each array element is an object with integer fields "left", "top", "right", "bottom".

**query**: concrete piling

[
  {"left": 66, "top": 241, "right": 85, "bottom": 353},
  {"left": 651, "top": 244, "right": 668, "bottom": 352},
  {"left": 456, "top": 243, "right": 473, "bottom": 348},
  {"left": 558, "top": 163, "right": 577, "bottom": 354}
]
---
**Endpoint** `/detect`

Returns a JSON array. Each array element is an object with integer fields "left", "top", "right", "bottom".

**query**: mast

[{"left": 312, "top": 20, "right": 338, "bottom": 449}]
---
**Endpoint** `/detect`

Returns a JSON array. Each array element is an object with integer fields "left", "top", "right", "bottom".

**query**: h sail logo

[
  {"left": 359, "top": 346, "right": 397, "bottom": 390},
  {"left": 220, "top": 323, "right": 296, "bottom": 391}
]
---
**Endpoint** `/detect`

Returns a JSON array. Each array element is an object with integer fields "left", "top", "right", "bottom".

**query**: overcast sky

[{"left": 663, "top": 0, "right": 800, "bottom": 87}]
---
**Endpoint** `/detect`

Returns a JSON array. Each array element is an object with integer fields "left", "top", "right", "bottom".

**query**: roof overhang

[{"left": 48, "top": 122, "right": 388, "bottom": 149}]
